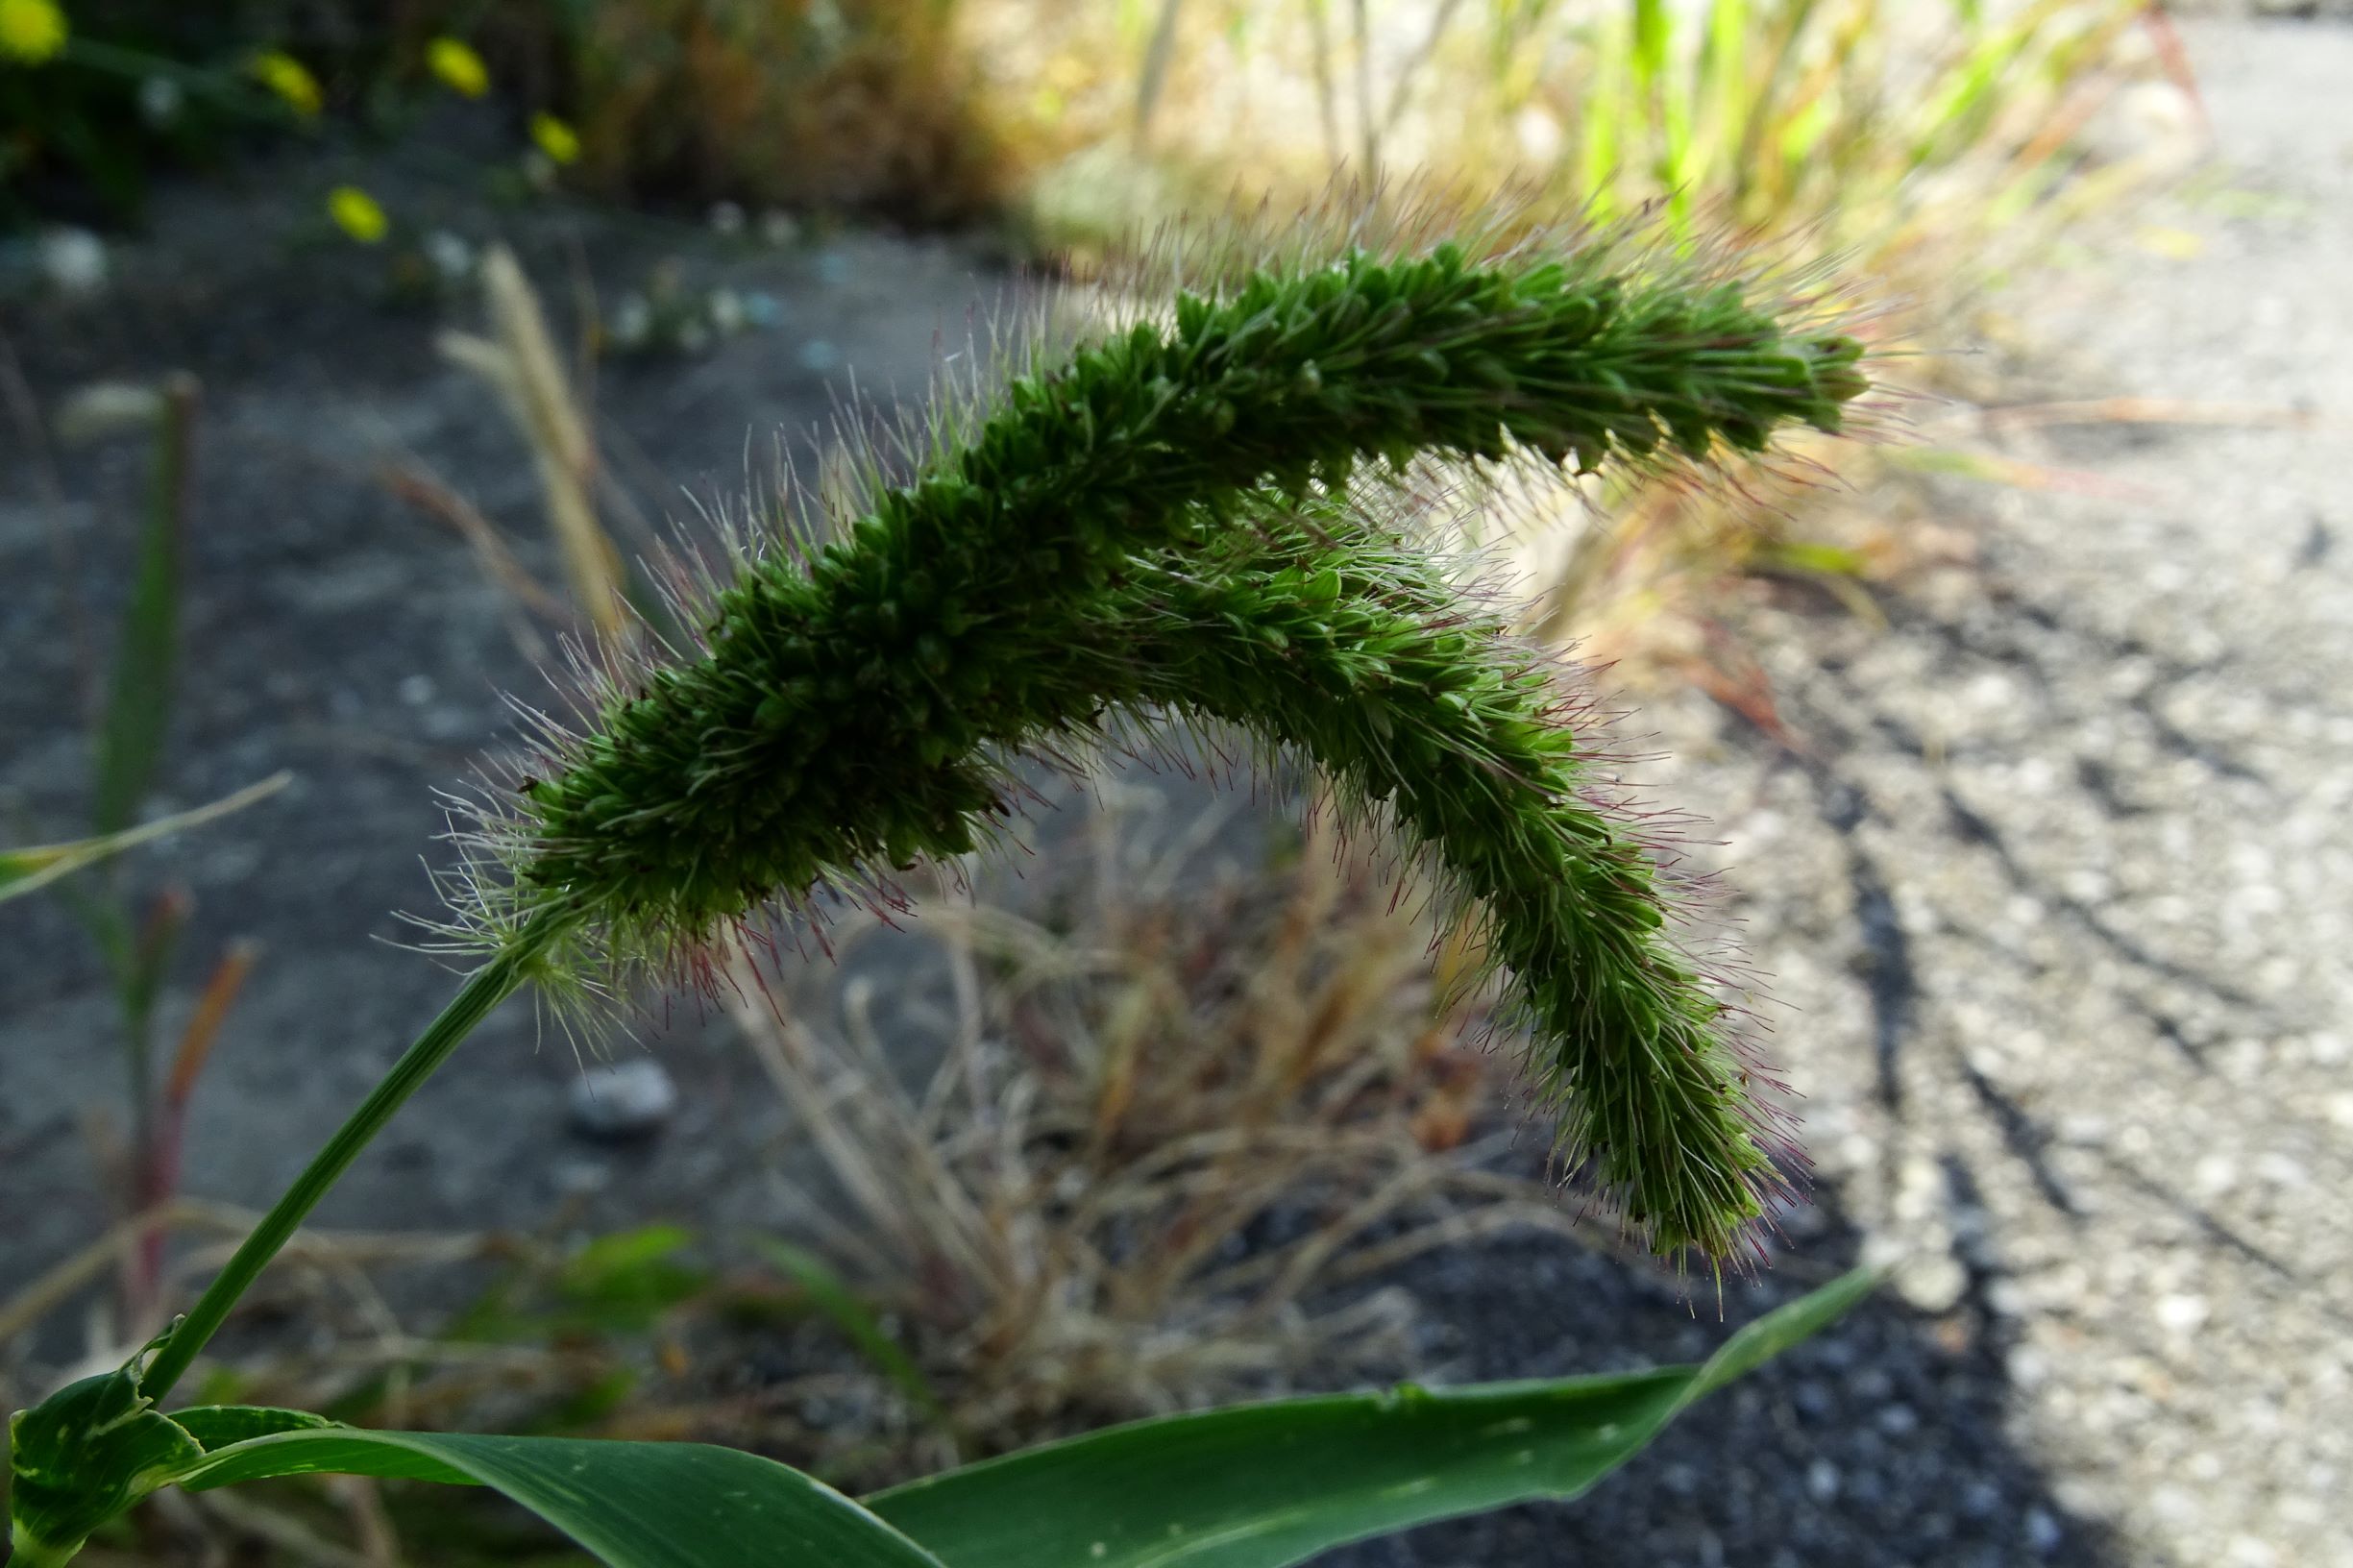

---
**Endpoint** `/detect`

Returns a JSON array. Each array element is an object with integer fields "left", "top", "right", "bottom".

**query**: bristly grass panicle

[
  {"left": 1084, "top": 497, "right": 1802, "bottom": 1262},
  {"left": 445, "top": 192, "right": 1869, "bottom": 1264}
]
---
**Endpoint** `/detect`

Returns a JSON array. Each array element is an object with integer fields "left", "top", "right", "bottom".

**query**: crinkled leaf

[
  {"left": 8, "top": 1358, "right": 203, "bottom": 1565},
  {"left": 168, "top": 1405, "right": 337, "bottom": 1451}
]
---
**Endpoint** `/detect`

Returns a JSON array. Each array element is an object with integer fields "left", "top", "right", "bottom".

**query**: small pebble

[
  {"left": 551, "top": 1158, "right": 611, "bottom": 1195},
  {"left": 709, "top": 287, "right": 746, "bottom": 335},
  {"left": 1892, "top": 1253, "right": 1969, "bottom": 1314},
  {"left": 423, "top": 230, "right": 474, "bottom": 282},
  {"left": 2253, "top": 1152, "right": 2306, "bottom": 1188},
  {"left": 1805, "top": 1458, "right": 1841, "bottom": 1504},
  {"left": 567, "top": 1058, "right": 679, "bottom": 1139},
  {"left": 38, "top": 228, "right": 109, "bottom": 296},
  {"left": 609, "top": 294, "right": 653, "bottom": 348},
  {"left": 139, "top": 75, "right": 183, "bottom": 125}
]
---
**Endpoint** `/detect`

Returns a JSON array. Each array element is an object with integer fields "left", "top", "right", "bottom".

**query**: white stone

[
  {"left": 609, "top": 294, "right": 652, "bottom": 348},
  {"left": 567, "top": 1058, "right": 679, "bottom": 1139},
  {"left": 424, "top": 231, "right": 475, "bottom": 282},
  {"left": 38, "top": 229, "right": 109, "bottom": 296},
  {"left": 1805, "top": 1458, "right": 1841, "bottom": 1504},
  {"left": 2254, "top": 1152, "right": 2308, "bottom": 1188},
  {"left": 139, "top": 76, "right": 183, "bottom": 125},
  {"left": 2154, "top": 1293, "right": 2210, "bottom": 1334},
  {"left": 1892, "top": 1252, "right": 1968, "bottom": 1314}
]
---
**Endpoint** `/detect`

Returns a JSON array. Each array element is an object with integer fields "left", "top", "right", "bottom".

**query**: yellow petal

[
  {"left": 0, "top": 0, "right": 68, "bottom": 64},
  {"left": 329, "top": 185, "right": 389, "bottom": 244},
  {"left": 252, "top": 49, "right": 323, "bottom": 117},
  {"left": 529, "top": 112, "right": 581, "bottom": 167},
  {"left": 428, "top": 37, "right": 490, "bottom": 99}
]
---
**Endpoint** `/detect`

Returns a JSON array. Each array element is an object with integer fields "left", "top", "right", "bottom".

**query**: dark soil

[{"left": 1, "top": 138, "right": 1018, "bottom": 1328}]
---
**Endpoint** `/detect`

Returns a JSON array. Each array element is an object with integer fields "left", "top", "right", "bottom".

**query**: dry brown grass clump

[
  {"left": 682, "top": 781, "right": 1620, "bottom": 1486},
  {"left": 557, "top": 0, "right": 1014, "bottom": 222}
]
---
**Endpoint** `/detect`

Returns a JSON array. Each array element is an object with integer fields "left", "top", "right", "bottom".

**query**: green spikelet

[
  {"left": 1083, "top": 502, "right": 1797, "bottom": 1260},
  {"left": 458, "top": 208, "right": 1868, "bottom": 1262}
]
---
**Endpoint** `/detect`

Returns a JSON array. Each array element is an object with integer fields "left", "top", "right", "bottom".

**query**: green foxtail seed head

[{"left": 439, "top": 191, "right": 1870, "bottom": 1263}]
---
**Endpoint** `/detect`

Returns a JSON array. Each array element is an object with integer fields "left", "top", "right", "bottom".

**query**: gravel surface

[
  {"left": 1623, "top": 21, "right": 2353, "bottom": 1564},
  {"left": 4, "top": 16, "right": 2349, "bottom": 1568}
]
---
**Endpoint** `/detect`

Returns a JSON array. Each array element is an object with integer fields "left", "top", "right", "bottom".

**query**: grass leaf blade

[
  {"left": 0, "top": 773, "right": 290, "bottom": 906},
  {"left": 757, "top": 1238, "right": 947, "bottom": 1425},
  {"left": 868, "top": 1269, "right": 1875, "bottom": 1568},
  {"left": 167, "top": 1427, "right": 946, "bottom": 1568},
  {"left": 92, "top": 376, "right": 197, "bottom": 838}
]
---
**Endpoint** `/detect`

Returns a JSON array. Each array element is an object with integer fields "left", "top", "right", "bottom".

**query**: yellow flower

[
  {"left": 251, "top": 49, "right": 322, "bottom": 117},
  {"left": 426, "top": 37, "right": 488, "bottom": 99},
  {"left": 0, "top": 0, "right": 68, "bottom": 65},
  {"left": 327, "top": 185, "right": 388, "bottom": 244},
  {"left": 528, "top": 112, "right": 579, "bottom": 167}
]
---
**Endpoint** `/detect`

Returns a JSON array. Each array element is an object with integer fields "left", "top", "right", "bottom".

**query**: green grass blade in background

[
  {"left": 167, "top": 1428, "right": 948, "bottom": 1568},
  {"left": 0, "top": 774, "right": 289, "bottom": 906},
  {"left": 758, "top": 1239, "right": 947, "bottom": 1426},
  {"left": 1134, "top": 0, "right": 1188, "bottom": 139},
  {"left": 1908, "top": 0, "right": 2077, "bottom": 169},
  {"left": 1629, "top": 0, "right": 1693, "bottom": 226},
  {"left": 868, "top": 1269, "right": 1877, "bottom": 1568},
  {"left": 1577, "top": 10, "right": 1630, "bottom": 215},
  {"left": 92, "top": 376, "right": 198, "bottom": 838},
  {"left": 1631, "top": 0, "right": 1672, "bottom": 108},
  {"left": 1728, "top": 0, "right": 1821, "bottom": 210},
  {"left": 1694, "top": 0, "right": 1752, "bottom": 182}
]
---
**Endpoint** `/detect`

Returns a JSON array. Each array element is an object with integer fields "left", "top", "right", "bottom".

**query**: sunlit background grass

[{"left": 3, "top": 0, "right": 2196, "bottom": 676}]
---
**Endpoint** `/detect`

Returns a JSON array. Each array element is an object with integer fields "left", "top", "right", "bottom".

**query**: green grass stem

[{"left": 136, "top": 925, "right": 553, "bottom": 1403}]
